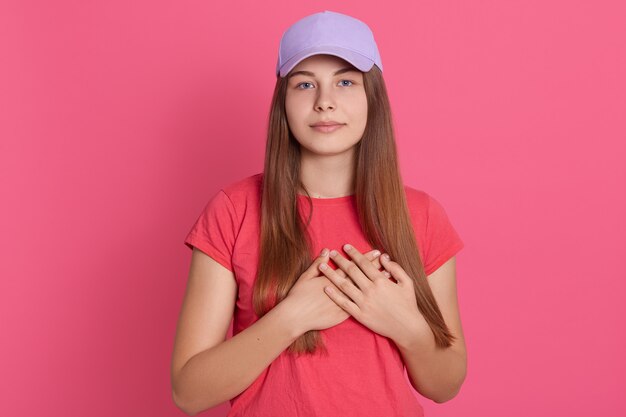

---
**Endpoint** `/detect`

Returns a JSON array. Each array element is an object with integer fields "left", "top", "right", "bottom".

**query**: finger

[
  {"left": 319, "top": 262, "right": 363, "bottom": 310},
  {"left": 350, "top": 246, "right": 385, "bottom": 277},
  {"left": 323, "top": 284, "right": 360, "bottom": 319},
  {"left": 379, "top": 254, "right": 410, "bottom": 286},
  {"left": 340, "top": 244, "right": 385, "bottom": 285},
  {"left": 335, "top": 249, "right": 381, "bottom": 278},
  {"left": 365, "top": 249, "right": 383, "bottom": 270},
  {"left": 381, "top": 269, "right": 398, "bottom": 284},
  {"left": 303, "top": 248, "right": 330, "bottom": 279},
  {"left": 329, "top": 246, "right": 374, "bottom": 290}
]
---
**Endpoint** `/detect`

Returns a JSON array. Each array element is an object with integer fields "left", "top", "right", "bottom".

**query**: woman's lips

[{"left": 311, "top": 124, "right": 344, "bottom": 133}]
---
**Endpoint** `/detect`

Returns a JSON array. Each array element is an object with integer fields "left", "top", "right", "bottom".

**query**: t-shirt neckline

[{"left": 296, "top": 193, "right": 356, "bottom": 206}]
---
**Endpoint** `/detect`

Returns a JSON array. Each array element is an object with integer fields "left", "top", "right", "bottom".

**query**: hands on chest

[{"left": 283, "top": 244, "right": 430, "bottom": 344}]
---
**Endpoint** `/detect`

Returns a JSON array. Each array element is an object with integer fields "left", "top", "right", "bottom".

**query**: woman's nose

[{"left": 314, "top": 87, "right": 336, "bottom": 111}]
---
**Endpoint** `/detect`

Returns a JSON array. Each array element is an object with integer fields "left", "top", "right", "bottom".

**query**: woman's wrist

[{"left": 272, "top": 298, "right": 307, "bottom": 340}]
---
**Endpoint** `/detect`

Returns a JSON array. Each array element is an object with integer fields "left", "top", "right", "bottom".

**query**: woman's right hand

[{"left": 281, "top": 248, "right": 383, "bottom": 334}]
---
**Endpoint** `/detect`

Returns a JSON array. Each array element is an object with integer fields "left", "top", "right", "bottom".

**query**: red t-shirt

[{"left": 184, "top": 172, "right": 464, "bottom": 417}]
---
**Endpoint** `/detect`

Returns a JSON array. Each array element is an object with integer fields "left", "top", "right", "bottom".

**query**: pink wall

[{"left": 1, "top": 1, "right": 624, "bottom": 416}]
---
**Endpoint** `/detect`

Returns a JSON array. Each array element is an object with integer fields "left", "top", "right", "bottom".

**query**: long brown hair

[{"left": 254, "top": 63, "right": 456, "bottom": 355}]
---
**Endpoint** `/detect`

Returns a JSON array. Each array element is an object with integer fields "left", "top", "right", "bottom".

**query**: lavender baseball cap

[{"left": 276, "top": 10, "right": 383, "bottom": 78}]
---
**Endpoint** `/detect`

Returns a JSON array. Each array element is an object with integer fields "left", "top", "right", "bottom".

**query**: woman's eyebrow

[{"left": 288, "top": 67, "right": 358, "bottom": 79}]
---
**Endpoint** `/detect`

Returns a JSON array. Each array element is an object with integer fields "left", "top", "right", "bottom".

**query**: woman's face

[{"left": 285, "top": 54, "right": 367, "bottom": 158}]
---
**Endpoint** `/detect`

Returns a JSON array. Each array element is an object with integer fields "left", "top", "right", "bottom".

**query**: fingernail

[
  {"left": 320, "top": 263, "right": 328, "bottom": 270},
  {"left": 330, "top": 250, "right": 338, "bottom": 257},
  {"left": 372, "top": 250, "right": 381, "bottom": 257},
  {"left": 320, "top": 248, "right": 328, "bottom": 256},
  {"left": 383, "top": 254, "right": 390, "bottom": 261},
  {"left": 344, "top": 243, "right": 352, "bottom": 251}
]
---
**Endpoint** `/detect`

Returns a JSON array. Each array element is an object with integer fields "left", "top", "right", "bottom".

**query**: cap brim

[{"left": 278, "top": 45, "right": 375, "bottom": 77}]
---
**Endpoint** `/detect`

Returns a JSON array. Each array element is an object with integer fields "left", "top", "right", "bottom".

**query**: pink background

[{"left": 1, "top": 1, "right": 625, "bottom": 416}]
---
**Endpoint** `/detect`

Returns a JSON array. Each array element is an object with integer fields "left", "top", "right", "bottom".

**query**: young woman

[{"left": 171, "top": 10, "right": 467, "bottom": 417}]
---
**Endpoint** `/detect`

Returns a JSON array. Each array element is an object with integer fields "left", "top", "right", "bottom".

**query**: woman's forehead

[{"left": 291, "top": 54, "right": 357, "bottom": 73}]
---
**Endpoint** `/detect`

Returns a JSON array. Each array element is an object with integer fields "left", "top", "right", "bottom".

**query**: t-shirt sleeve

[
  {"left": 184, "top": 189, "right": 238, "bottom": 272},
  {"left": 423, "top": 194, "right": 465, "bottom": 276}
]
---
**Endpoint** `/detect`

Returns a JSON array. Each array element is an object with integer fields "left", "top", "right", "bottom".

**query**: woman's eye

[{"left": 295, "top": 80, "right": 354, "bottom": 89}]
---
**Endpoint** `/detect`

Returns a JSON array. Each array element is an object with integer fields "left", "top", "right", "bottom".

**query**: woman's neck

[{"left": 298, "top": 153, "right": 355, "bottom": 198}]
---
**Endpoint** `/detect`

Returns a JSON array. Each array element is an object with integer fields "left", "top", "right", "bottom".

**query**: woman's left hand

[{"left": 319, "top": 243, "right": 431, "bottom": 345}]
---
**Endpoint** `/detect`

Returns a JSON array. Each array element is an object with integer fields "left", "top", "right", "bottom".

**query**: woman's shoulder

[
  {"left": 402, "top": 184, "right": 430, "bottom": 210},
  {"left": 402, "top": 184, "right": 455, "bottom": 228},
  {"left": 220, "top": 172, "right": 263, "bottom": 201},
  {"left": 403, "top": 184, "right": 457, "bottom": 220}
]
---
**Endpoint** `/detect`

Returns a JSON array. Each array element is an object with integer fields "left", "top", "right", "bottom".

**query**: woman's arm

[
  {"left": 171, "top": 249, "right": 302, "bottom": 415},
  {"left": 395, "top": 256, "right": 467, "bottom": 403}
]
